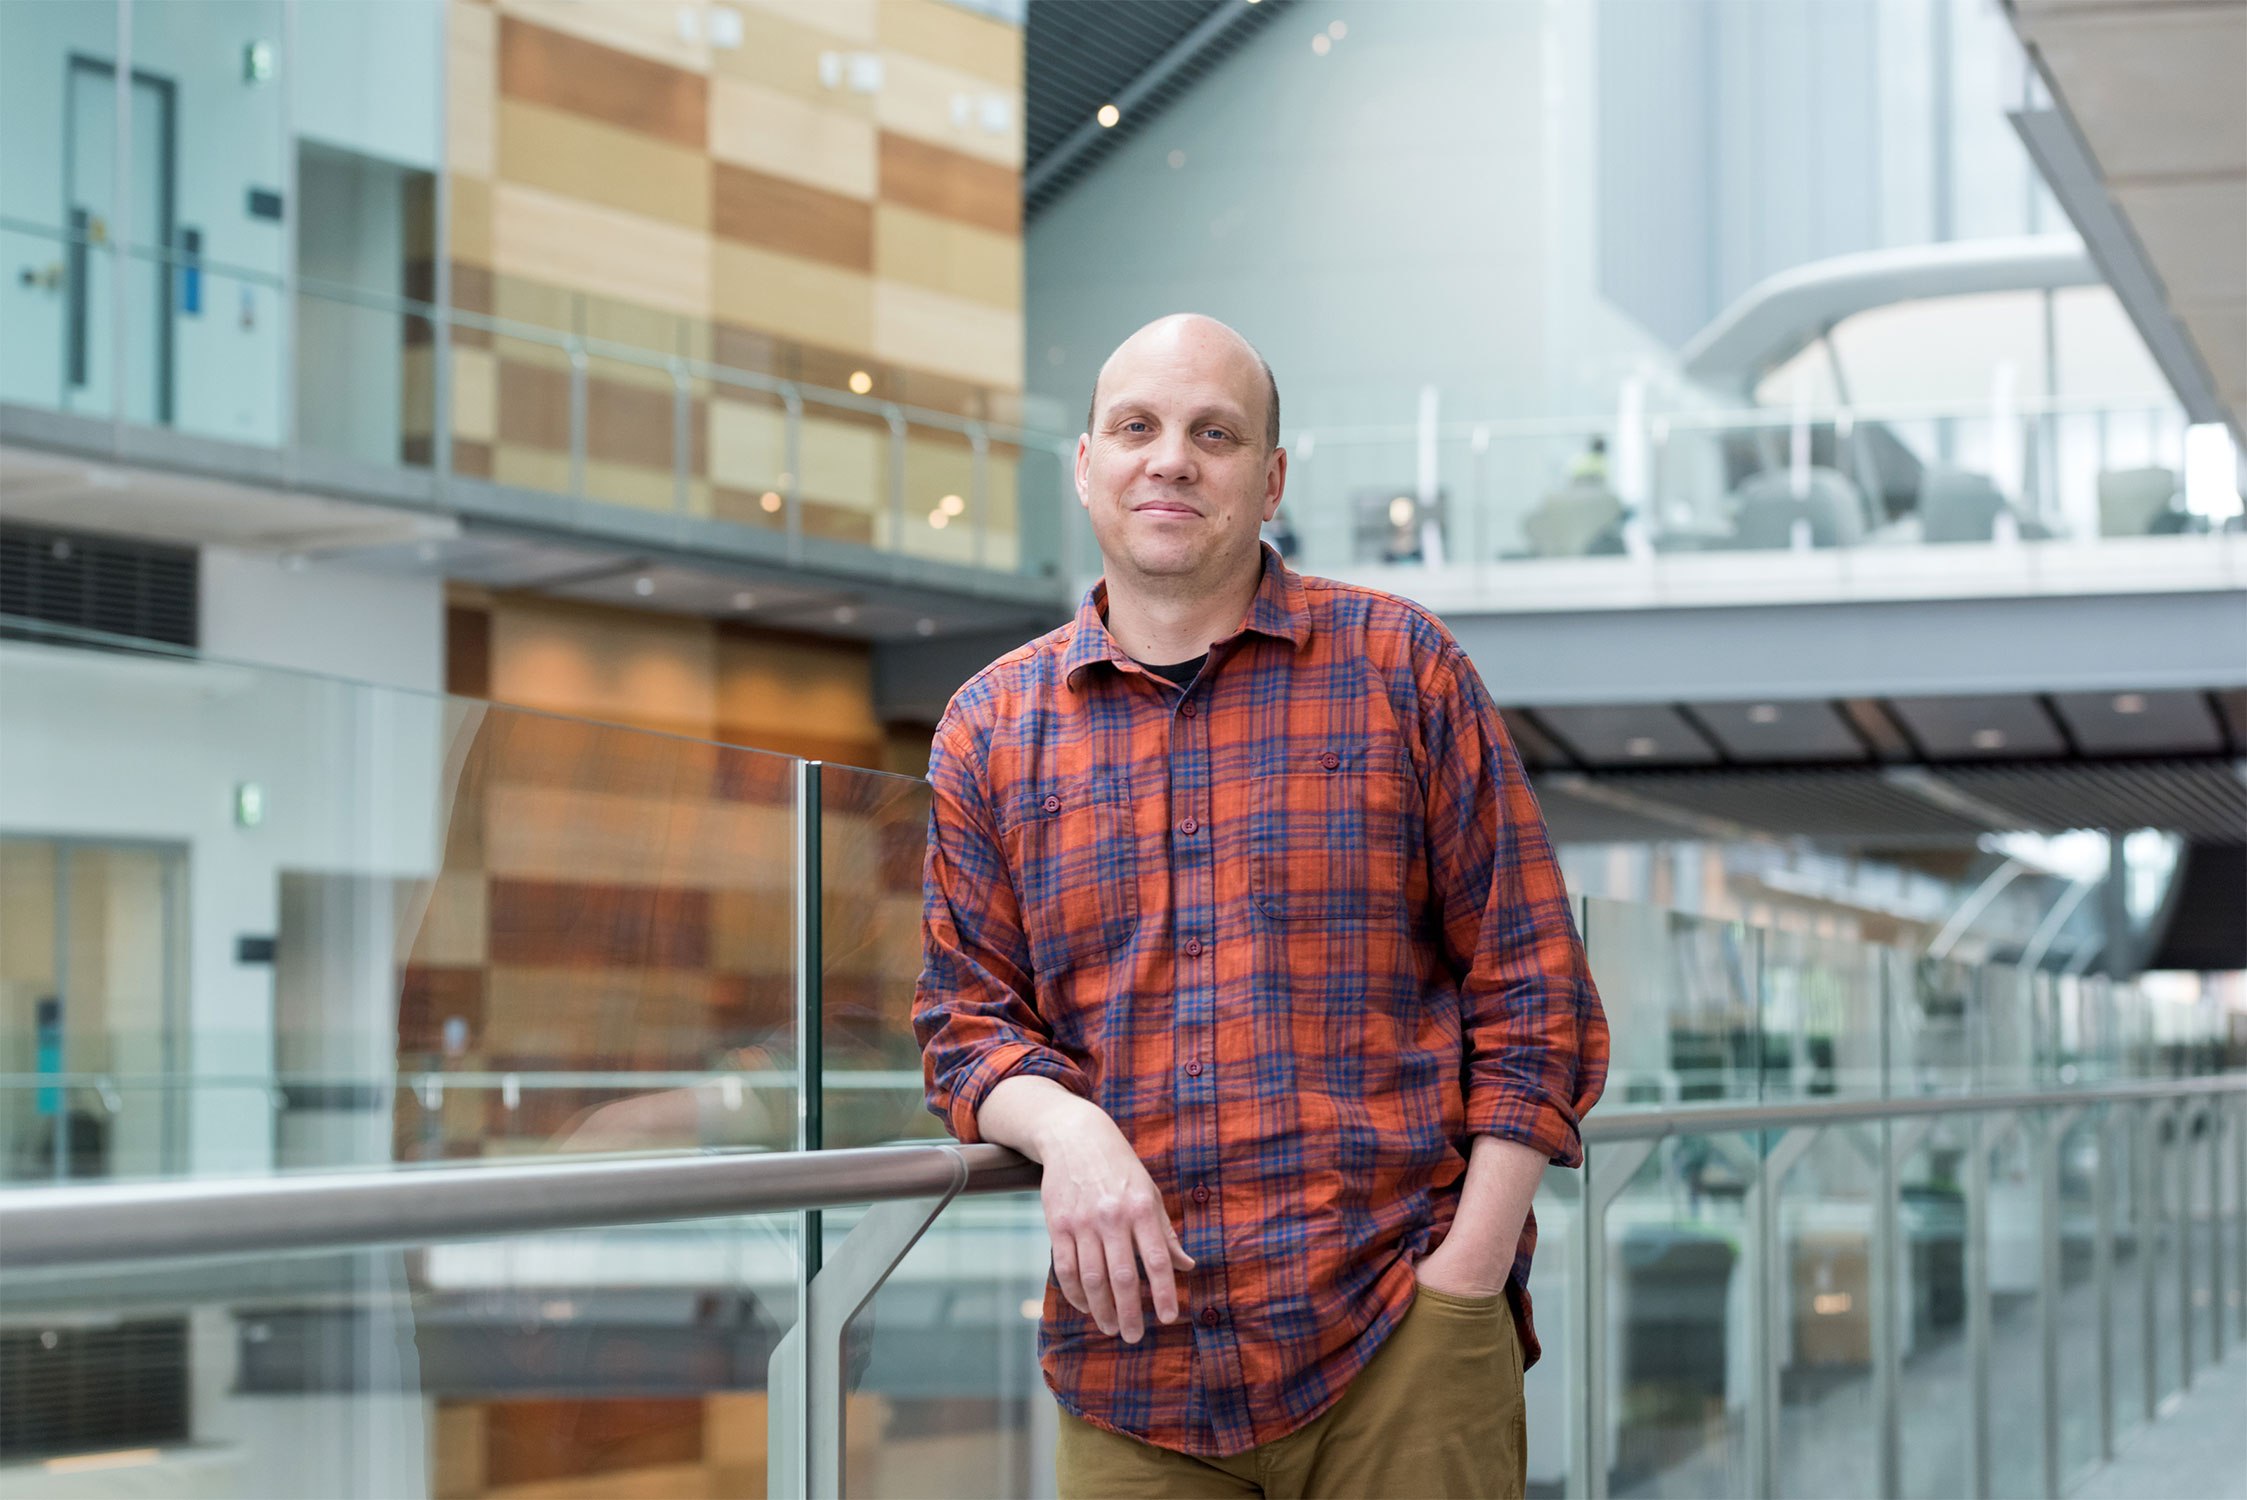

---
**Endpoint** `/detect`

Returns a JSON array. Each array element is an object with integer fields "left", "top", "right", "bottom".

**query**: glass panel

[
  {"left": 1583, "top": 898, "right": 1762, "bottom": 1107},
  {"left": 1525, "top": 1169, "right": 1583, "bottom": 1499},
  {"left": 0, "top": 1209, "right": 796, "bottom": 1495},
  {"left": 707, "top": 383, "right": 792, "bottom": 532},
  {"left": 485, "top": 329, "right": 572, "bottom": 493},
  {"left": 2109, "top": 1106, "right": 2148, "bottom": 1442},
  {"left": 799, "top": 399, "right": 888, "bottom": 548},
  {"left": 1601, "top": 1130, "right": 1752, "bottom": 1498},
  {"left": 819, "top": 765, "right": 938, "bottom": 1151},
  {"left": 583, "top": 349, "right": 683, "bottom": 514},
  {"left": 2054, "top": 1112, "right": 2103, "bottom": 1491},
  {"left": 0, "top": 620, "right": 801, "bottom": 1180},
  {"left": 2151, "top": 1110, "right": 2184, "bottom": 1404},
  {"left": 1775, "top": 1127, "right": 1878, "bottom": 1499},
  {"left": 900, "top": 427, "right": 979, "bottom": 565},
  {"left": 1896, "top": 958, "right": 1979, "bottom": 1098},
  {"left": 1985, "top": 1121, "right": 2043, "bottom": 1499},
  {"left": 1896, "top": 1118, "right": 1969, "bottom": 1499},
  {"left": 1761, "top": 930, "right": 1885, "bottom": 1102}
]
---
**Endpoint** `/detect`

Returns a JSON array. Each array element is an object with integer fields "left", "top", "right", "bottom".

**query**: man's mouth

[{"left": 1133, "top": 501, "right": 1201, "bottom": 517}]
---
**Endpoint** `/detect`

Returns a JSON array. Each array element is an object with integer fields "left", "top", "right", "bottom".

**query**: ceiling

[
  {"left": 1507, "top": 689, "right": 2247, "bottom": 845},
  {"left": 2011, "top": 0, "right": 2247, "bottom": 440},
  {"left": 1024, "top": 0, "right": 1290, "bottom": 217}
]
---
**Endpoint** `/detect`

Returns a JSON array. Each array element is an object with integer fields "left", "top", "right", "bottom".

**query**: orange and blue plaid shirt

[{"left": 914, "top": 547, "right": 1608, "bottom": 1458}]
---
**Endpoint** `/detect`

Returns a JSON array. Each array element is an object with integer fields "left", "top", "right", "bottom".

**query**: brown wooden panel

[
  {"left": 396, "top": 966, "right": 486, "bottom": 1056},
  {"left": 450, "top": 438, "right": 494, "bottom": 478},
  {"left": 488, "top": 879, "right": 712, "bottom": 969},
  {"left": 483, "top": 1399, "right": 704, "bottom": 1488},
  {"left": 583, "top": 376, "right": 708, "bottom": 471},
  {"left": 878, "top": 131, "right": 1019, "bottom": 235},
  {"left": 495, "top": 358, "right": 572, "bottom": 450},
  {"left": 497, "top": 16, "right": 705, "bottom": 149},
  {"left": 713, "top": 161, "right": 873, "bottom": 271},
  {"left": 446, "top": 606, "right": 492, "bottom": 699}
]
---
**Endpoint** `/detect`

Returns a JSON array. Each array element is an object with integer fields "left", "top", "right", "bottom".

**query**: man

[{"left": 913, "top": 314, "right": 1607, "bottom": 1498}]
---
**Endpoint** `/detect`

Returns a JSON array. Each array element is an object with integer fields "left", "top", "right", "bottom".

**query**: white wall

[{"left": 202, "top": 547, "right": 443, "bottom": 695}]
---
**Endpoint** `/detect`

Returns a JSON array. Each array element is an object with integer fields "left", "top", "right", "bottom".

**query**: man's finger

[
  {"left": 1132, "top": 1212, "right": 1181, "bottom": 1325},
  {"left": 1077, "top": 1228, "right": 1120, "bottom": 1336},
  {"left": 1050, "top": 1221, "right": 1091, "bottom": 1316},
  {"left": 1164, "top": 1217, "right": 1195, "bottom": 1270},
  {"left": 1101, "top": 1223, "right": 1146, "bottom": 1342}
]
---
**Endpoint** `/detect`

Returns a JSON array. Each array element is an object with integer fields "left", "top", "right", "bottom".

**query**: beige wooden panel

[
  {"left": 496, "top": 0, "right": 711, "bottom": 73},
  {"left": 715, "top": 630, "right": 882, "bottom": 741},
  {"left": 451, "top": 346, "right": 497, "bottom": 441},
  {"left": 875, "top": 51, "right": 1022, "bottom": 168},
  {"left": 448, "top": 3, "right": 497, "bottom": 177},
  {"left": 491, "top": 598, "right": 718, "bottom": 729},
  {"left": 405, "top": 871, "right": 488, "bottom": 967},
  {"left": 709, "top": 77, "right": 877, "bottom": 200},
  {"left": 708, "top": 396, "right": 788, "bottom": 490},
  {"left": 873, "top": 279, "right": 1022, "bottom": 389},
  {"left": 492, "top": 443, "right": 570, "bottom": 493},
  {"left": 497, "top": 99, "right": 711, "bottom": 231},
  {"left": 878, "top": 0, "right": 1021, "bottom": 90},
  {"left": 712, "top": 239, "right": 873, "bottom": 355},
  {"left": 583, "top": 459, "right": 676, "bottom": 513},
  {"left": 483, "top": 787, "right": 791, "bottom": 889},
  {"left": 797, "top": 412, "right": 885, "bottom": 512},
  {"left": 491, "top": 182, "right": 711, "bottom": 318},
  {"left": 449, "top": 173, "right": 493, "bottom": 265},
  {"left": 712, "top": 8, "right": 874, "bottom": 117},
  {"left": 741, "top": 0, "right": 878, "bottom": 44},
  {"left": 873, "top": 202, "right": 1018, "bottom": 309}
]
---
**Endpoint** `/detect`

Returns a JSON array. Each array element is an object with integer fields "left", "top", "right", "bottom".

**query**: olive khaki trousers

[{"left": 1055, "top": 1284, "right": 1528, "bottom": 1499}]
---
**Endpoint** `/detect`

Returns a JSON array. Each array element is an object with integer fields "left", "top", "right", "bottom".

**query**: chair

[
  {"left": 1918, "top": 470, "right": 2014, "bottom": 543},
  {"left": 1522, "top": 483, "right": 1624, "bottom": 557},
  {"left": 2097, "top": 467, "right": 2180, "bottom": 536},
  {"left": 1727, "top": 467, "right": 1868, "bottom": 549}
]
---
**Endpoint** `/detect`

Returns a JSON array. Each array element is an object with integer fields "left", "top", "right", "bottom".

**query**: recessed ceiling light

[
  {"left": 1311, "top": 32, "right": 1331, "bottom": 55},
  {"left": 1328, "top": 20, "right": 1346, "bottom": 39},
  {"left": 1387, "top": 495, "right": 1414, "bottom": 527},
  {"left": 929, "top": 509, "right": 950, "bottom": 529},
  {"left": 1971, "top": 728, "right": 2007, "bottom": 750},
  {"left": 1747, "top": 704, "right": 1781, "bottom": 724},
  {"left": 760, "top": 491, "right": 782, "bottom": 513},
  {"left": 1168, "top": 149, "right": 1186, "bottom": 169},
  {"left": 2111, "top": 693, "right": 2147, "bottom": 715},
  {"left": 1097, "top": 103, "right": 1120, "bottom": 128},
  {"left": 848, "top": 370, "right": 873, "bottom": 395},
  {"left": 1625, "top": 736, "right": 1658, "bottom": 758},
  {"left": 916, "top": 618, "right": 937, "bottom": 637},
  {"left": 940, "top": 493, "right": 965, "bottom": 516},
  {"left": 633, "top": 575, "right": 655, "bottom": 596},
  {"left": 732, "top": 591, "right": 756, "bottom": 610},
  {"left": 833, "top": 605, "right": 857, "bottom": 624}
]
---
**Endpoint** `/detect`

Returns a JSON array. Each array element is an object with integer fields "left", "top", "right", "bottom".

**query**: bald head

[{"left": 1088, "top": 314, "right": 1280, "bottom": 451}]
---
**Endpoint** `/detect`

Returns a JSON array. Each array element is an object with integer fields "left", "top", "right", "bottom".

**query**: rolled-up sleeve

[
  {"left": 913, "top": 713, "right": 1095, "bottom": 1144},
  {"left": 1418, "top": 644, "right": 1609, "bottom": 1166}
]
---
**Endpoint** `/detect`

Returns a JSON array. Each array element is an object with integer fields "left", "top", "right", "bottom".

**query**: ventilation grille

[
  {"left": 0, "top": 1318, "right": 190, "bottom": 1461},
  {"left": 0, "top": 522, "right": 197, "bottom": 649}
]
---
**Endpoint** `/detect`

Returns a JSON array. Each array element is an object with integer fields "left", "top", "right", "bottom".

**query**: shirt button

[
  {"left": 1043, "top": 794, "right": 1061, "bottom": 812},
  {"left": 1184, "top": 1060, "right": 1203, "bottom": 1078},
  {"left": 1183, "top": 937, "right": 1203, "bottom": 957},
  {"left": 1319, "top": 750, "right": 1341, "bottom": 770},
  {"left": 1178, "top": 817, "right": 1198, "bottom": 835},
  {"left": 1192, "top": 1184, "right": 1210, "bottom": 1205},
  {"left": 1180, "top": 701, "right": 1197, "bottom": 718},
  {"left": 1200, "top": 1307, "right": 1221, "bottom": 1327}
]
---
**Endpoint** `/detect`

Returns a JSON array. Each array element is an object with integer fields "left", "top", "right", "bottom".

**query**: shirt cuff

[
  {"left": 1463, "top": 1084, "right": 1585, "bottom": 1169},
  {"left": 941, "top": 1041, "right": 1096, "bottom": 1145}
]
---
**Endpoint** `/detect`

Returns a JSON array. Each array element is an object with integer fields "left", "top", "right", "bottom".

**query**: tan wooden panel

[
  {"left": 708, "top": 396, "right": 788, "bottom": 490},
  {"left": 874, "top": 279, "right": 1023, "bottom": 389},
  {"left": 490, "top": 601, "right": 719, "bottom": 733},
  {"left": 447, "top": 3, "right": 497, "bottom": 177},
  {"left": 708, "top": 76, "right": 876, "bottom": 200},
  {"left": 498, "top": 99, "right": 710, "bottom": 231},
  {"left": 404, "top": 871, "right": 489, "bottom": 968},
  {"left": 498, "top": 14, "right": 707, "bottom": 149},
  {"left": 873, "top": 202, "right": 1018, "bottom": 309},
  {"left": 483, "top": 787, "right": 792, "bottom": 889},
  {"left": 877, "top": 0, "right": 1022, "bottom": 90},
  {"left": 712, "top": 238, "right": 872, "bottom": 354},
  {"left": 713, "top": 162, "right": 873, "bottom": 271},
  {"left": 491, "top": 182, "right": 711, "bottom": 317},
  {"left": 497, "top": 0, "right": 710, "bottom": 74},
  {"left": 451, "top": 346, "right": 497, "bottom": 441},
  {"left": 583, "top": 459, "right": 678, "bottom": 513},
  {"left": 875, "top": 51, "right": 1022, "bottom": 168},
  {"left": 796, "top": 411, "right": 886, "bottom": 512},
  {"left": 741, "top": 0, "right": 877, "bottom": 44},
  {"left": 448, "top": 173, "right": 493, "bottom": 266},
  {"left": 715, "top": 629, "right": 881, "bottom": 742},
  {"left": 492, "top": 442, "right": 571, "bottom": 494},
  {"left": 878, "top": 131, "right": 1019, "bottom": 235},
  {"left": 711, "top": 8, "right": 875, "bottom": 118}
]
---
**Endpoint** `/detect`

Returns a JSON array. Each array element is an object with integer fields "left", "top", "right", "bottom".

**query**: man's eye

[
  {"left": 1124, "top": 421, "right": 1150, "bottom": 433},
  {"left": 1201, "top": 428, "right": 1230, "bottom": 441}
]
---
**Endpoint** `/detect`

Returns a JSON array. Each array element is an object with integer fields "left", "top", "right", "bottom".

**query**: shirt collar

[{"left": 1061, "top": 544, "right": 1312, "bottom": 689}]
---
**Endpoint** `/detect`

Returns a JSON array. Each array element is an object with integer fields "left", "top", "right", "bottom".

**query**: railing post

[
  {"left": 885, "top": 405, "right": 908, "bottom": 564},
  {"left": 1874, "top": 1118, "right": 1904, "bottom": 1499},
  {"left": 1579, "top": 1137, "right": 1656, "bottom": 1500},
  {"left": 779, "top": 759, "right": 824, "bottom": 1500},
  {"left": 2179, "top": 1104, "right": 2195, "bottom": 1391},
  {"left": 2235, "top": 1099, "right": 2246, "bottom": 1346},
  {"left": 2139, "top": 1102, "right": 2159, "bottom": 1423},
  {"left": 567, "top": 336, "right": 587, "bottom": 497},
  {"left": 1754, "top": 1127, "right": 1820, "bottom": 1499},
  {"left": 1967, "top": 1112, "right": 1993, "bottom": 1500},
  {"left": 2211, "top": 1100, "right": 2227, "bottom": 1364},
  {"left": 969, "top": 422, "right": 990, "bottom": 570},
  {"left": 670, "top": 356, "right": 691, "bottom": 514},
  {"left": 781, "top": 383, "right": 804, "bottom": 565},
  {"left": 2039, "top": 1109, "right": 2074, "bottom": 1500},
  {"left": 2094, "top": 1104, "right": 2115, "bottom": 1464}
]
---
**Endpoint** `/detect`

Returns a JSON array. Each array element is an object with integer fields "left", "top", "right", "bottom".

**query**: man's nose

[{"left": 1144, "top": 432, "right": 1198, "bottom": 483}]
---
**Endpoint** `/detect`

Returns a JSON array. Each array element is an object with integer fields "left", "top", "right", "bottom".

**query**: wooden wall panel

[
  {"left": 713, "top": 240, "right": 872, "bottom": 355},
  {"left": 491, "top": 183, "right": 711, "bottom": 317},
  {"left": 498, "top": 99, "right": 711, "bottom": 231},
  {"left": 447, "top": 174, "right": 493, "bottom": 267},
  {"left": 708, "top": 77, "right": 876, "bottom": 199},
  {"left": 497, "top": 0, "right": 710, "bottom": 73},
  {"left": 874, "top": 203, "right": 1019, "bottom": 308},
  {"left": 483, "top": 788, "right": 794, "bottom": 891},
  {"left": 447, "top": 3, "right": 497, "bottom": 177},
  {"left": 711, "top": 9, "right": 874, "bottom": 116},
  {"left": 713, "top": 163, "right": 873, "bottom": 271},
  {"left": 876, "top": 51, "right": 1023, "bottom": 168},
  {"left": 488, "top": 879, "right": 712, "bottom": 969},
  {"left": 707, "top": 397, "right": 788, "bottom": 491},
  {"left": 742, "top": 0, "right": 878, "bottom": 45},
  {"left": 878, "top": 132, "right": 1019, "bottom": 235},
  {"left": 795, "top": 413, "right": 886, "bottom": 512},
  {"left": 498, "top": 15, "right": 707, "bottom": 149},
  {"left": 878, "top": 0, "right": 1022, "bottom": 89},
  {"left": 874, "top": 280, "right": 1023, "bottom": 389},
  {"left": 450, "top": 347, "right": 497, "bottom": 441}
]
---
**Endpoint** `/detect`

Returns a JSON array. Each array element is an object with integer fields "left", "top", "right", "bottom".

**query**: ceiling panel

[
  {"left": 2049, "top": 689, "right": 2226, "bottom": 755},
  {"left": 1937, "top": 760, "right": 2247, "bottom": 842},
  {"left": 1886, "top": 695, "right": 2068, "bottom": 759},
  {"left": 2022, "top": 5, "right": 2247, "bottom": 180},
  {"left": 1528, "top": 704, "right": 1720, "bottom": 767},
  {"left": 1689, "top": 700, "right": 1870, "bottom": 762}
]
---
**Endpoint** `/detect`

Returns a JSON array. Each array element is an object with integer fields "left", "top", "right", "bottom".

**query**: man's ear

[
  {"left": 1262, "top": 447, "right": 1288, "bottom": 522},
  {"left": 1074, "top": 434, "right": 1093, "bottom": 509}
]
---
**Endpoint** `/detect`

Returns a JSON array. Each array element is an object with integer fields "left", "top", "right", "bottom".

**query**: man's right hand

[{"left": 977, "top": 1075, "right": 1194, "bottom": 1343}]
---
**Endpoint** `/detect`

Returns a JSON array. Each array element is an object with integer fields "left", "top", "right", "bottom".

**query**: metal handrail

[
  {"left": 3, "top": 1075, "right": 2236, "bottom": 1272},
  {"left": 0, "top": 1142, "right": 1038, "bottom": 1272}
]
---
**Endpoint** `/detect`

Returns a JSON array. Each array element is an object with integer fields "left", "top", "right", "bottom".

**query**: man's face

[{"left": 1075, "top": 320, "right": 1284, "bottom": 589}]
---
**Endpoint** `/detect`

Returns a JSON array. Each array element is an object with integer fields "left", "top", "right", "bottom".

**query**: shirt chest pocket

[
  {"left": 1000, "top": 776, "right": 1140, "bottom": 974},
  {"left": 1251, "top": 745, "right": 1412, "bottom": 924}
]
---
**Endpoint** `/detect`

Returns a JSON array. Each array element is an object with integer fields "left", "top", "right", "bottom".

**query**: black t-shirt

[{"left": 1134, "top": 653, "right": 1206, "bottom": 687}]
